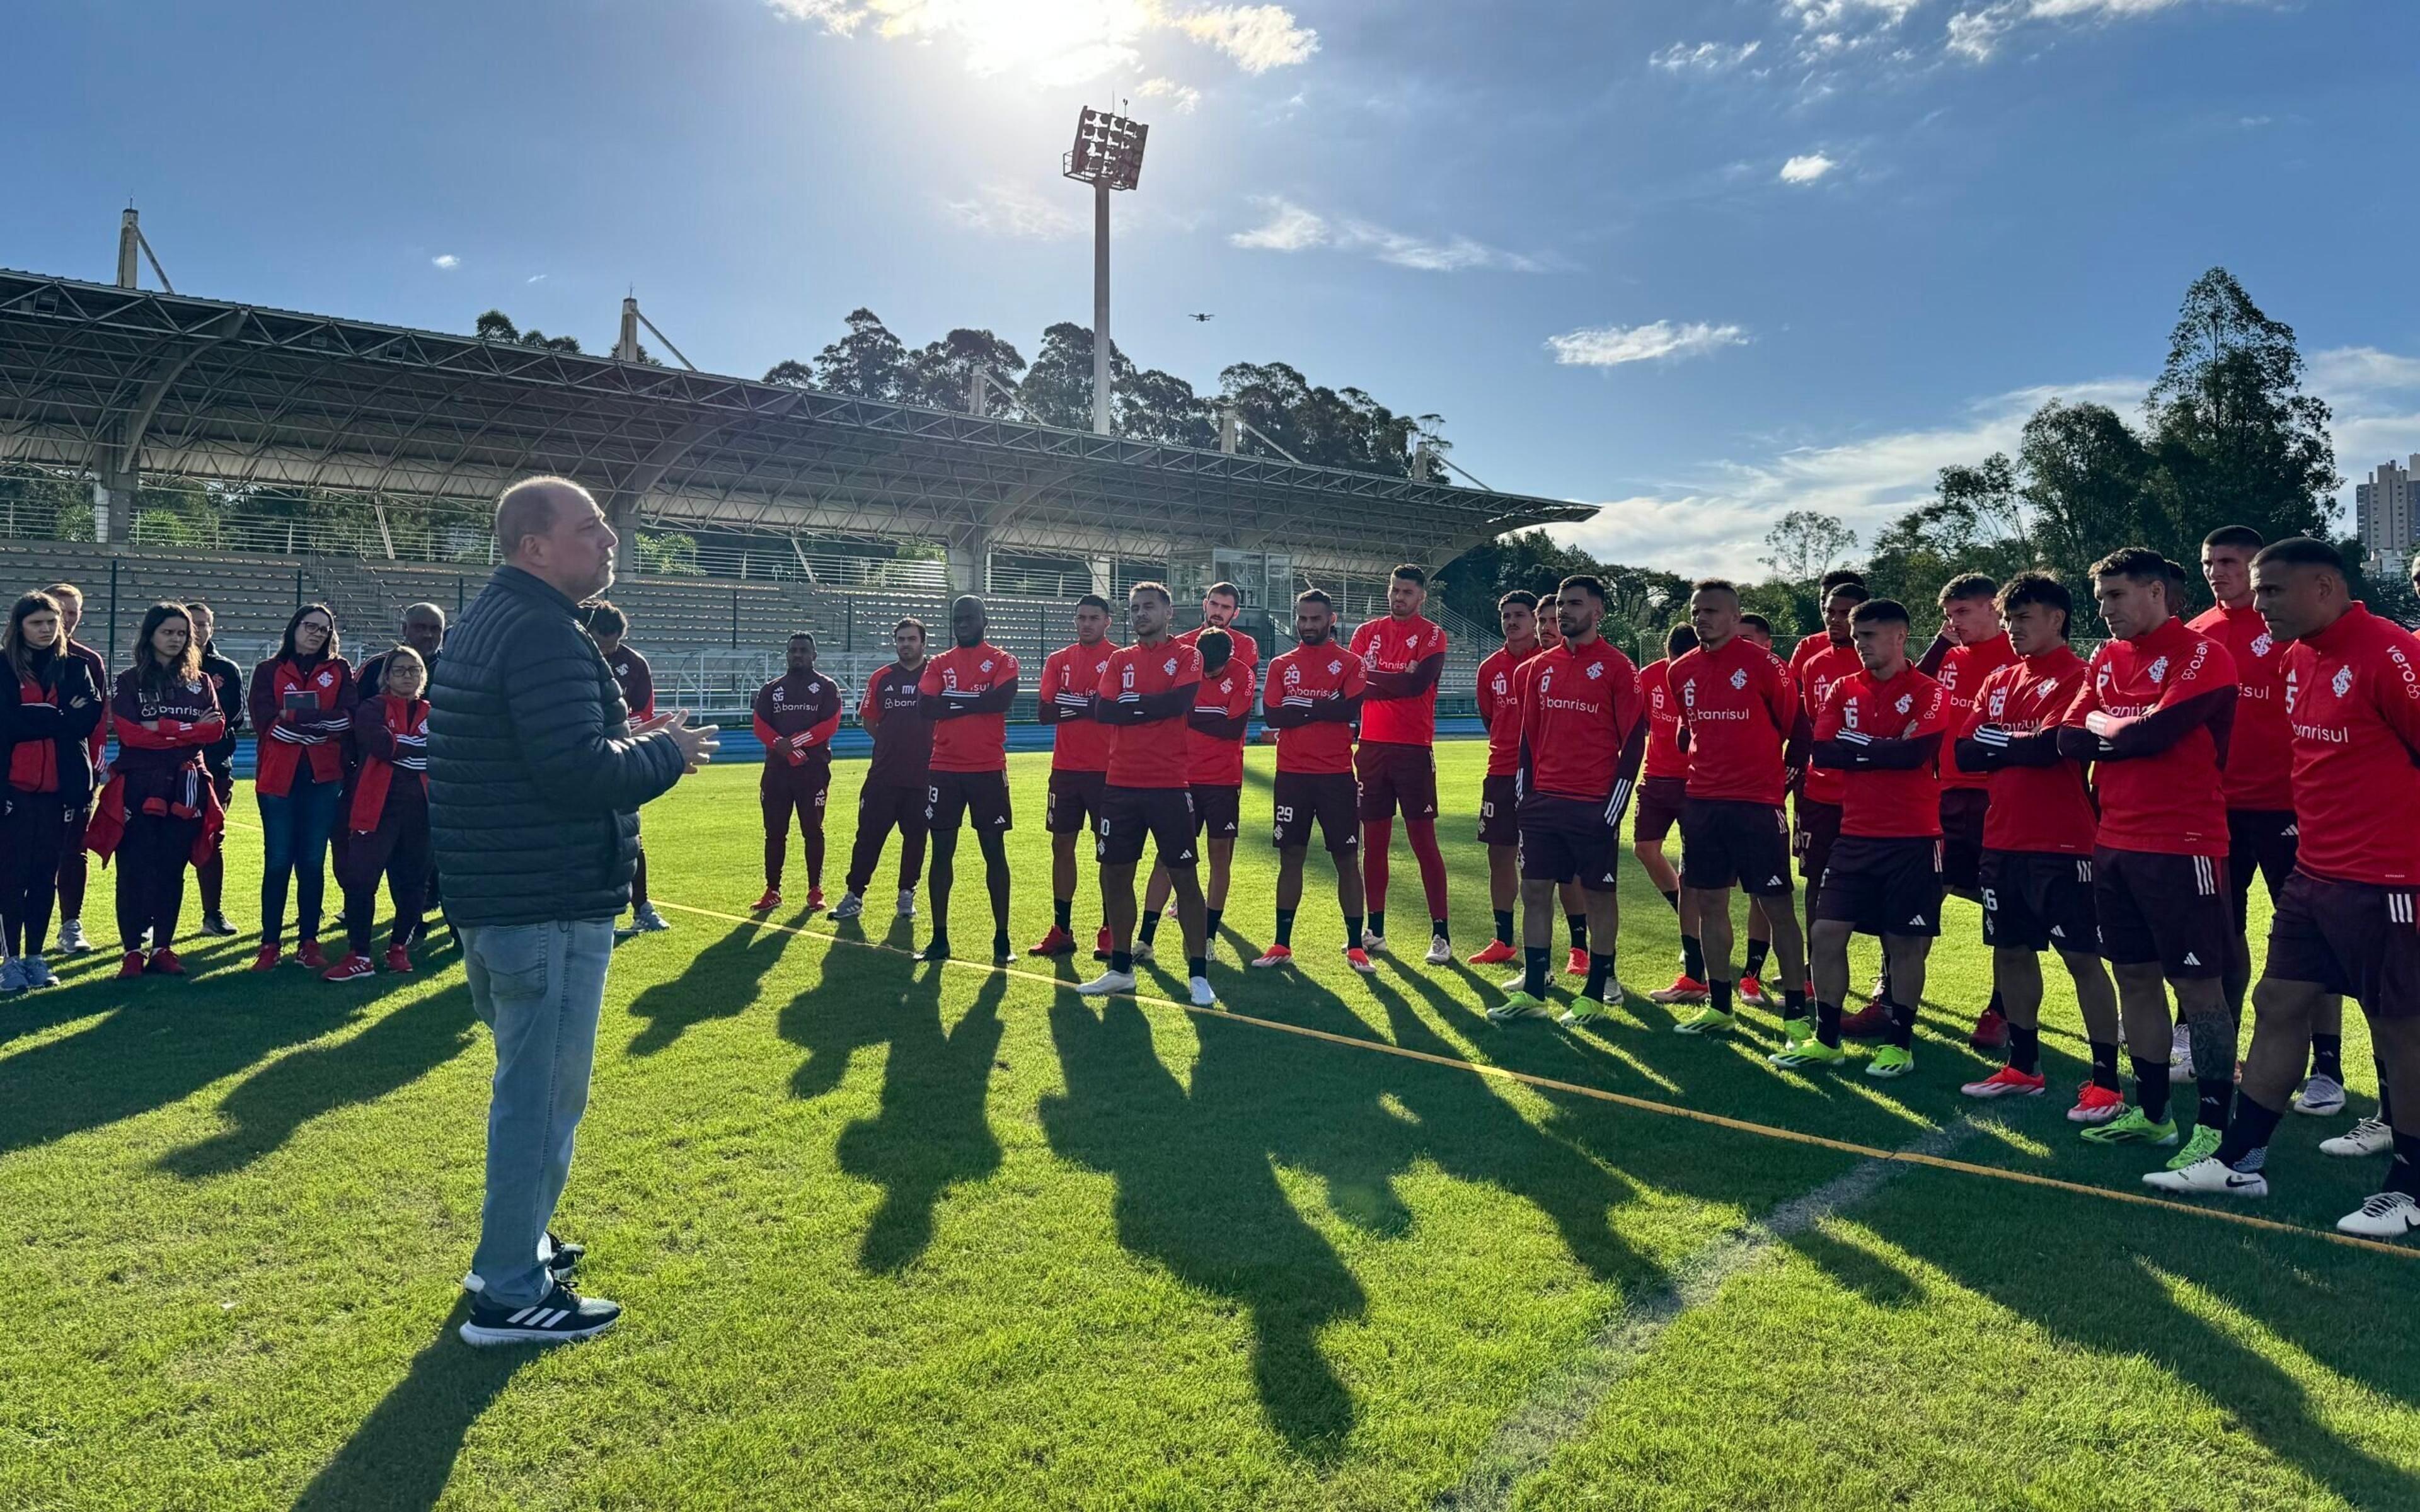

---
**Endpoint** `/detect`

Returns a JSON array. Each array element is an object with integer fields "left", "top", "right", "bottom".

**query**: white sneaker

[
  {"left": 2337, "top": 1191, "right": 2420, "bottom": 1240},
  {"left": 631, "top": 905, "right": 671, "bottom": 932},
  {"left": 1076, "top": 969, "right": 1136, "bottom": 997},
  {"left": 55, "top": 919, "right": 91, "bottom": 954},
  {"left": 0, "top": 958, "right": 23, "bottom": 996},
  {"left": 896, "top": 888, "right": 917, "bottom": 919},
  {"left": 1189, "top": 975, "right": 1217, "bottom": 1008},
  {"left": 1423, "top": 935, "right": 1453, "bottom": 966},
  {"left": 2322, "top": 1117, "right": 2394, "bottom": 1159},
  {"left": 829, "top": 893, "right": 864, "bottom": 920},
  {"left": 2169, "top": 1024, "right": 2193, "bottom": 1075},
  {"left": 1361, "top": 930, "right": 1387, "bottom": 953},
  {"left": 2143, "top": 1156, "right": 2267, "bottom": 1199},
  {"left": 21, "top": 954, "right": 55, "bottom": 989},
  {"left": 1133, "top": 941, "right": 1156, "bottom": 965},
  {"left": 2293, "top": 1074, "right": 2348, "bottom": 1116}
]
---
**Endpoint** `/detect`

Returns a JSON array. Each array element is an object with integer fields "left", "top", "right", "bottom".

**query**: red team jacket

[
  {"left": 754, "top": 671, "right": 843, "bottom": 767},
  {"left": 1792, "top": 637, "right": 1862, "bottom": 807},
  {"left": 1351, "top": 614, "right": 1448, "bottom": 748},
  {"left": 920, "top": 643, "right": 1020, "bottom": 773},
  {"left": 250, "top": 654, "right": 356, "bottom": 797},
  {"left": 1040, "top": 641, "right": 1119, "bottom": 774},
  {"left": 1928, "top": 631, "right": 2017, "bottom": 793},
  {"left": 1264, "top": 644, "right": 1365, "bottom": 776},
  {"left": 1515, "top": 637, "right": 1645, "bottom": 806},
  {"left": 1814, "top": 666, "right": 1950, "bottom": 839},
  {"left": 2189, "top": 601, "right": 2294, "bottom": 814},
  {"left": 1672, "top": 635, "right": 1799, "bottom": 807},
  {"left": 2279, "top": 604, "right": 2420, "bottom": 886},
  {"left": 2060, "top": 616, "right": 2237, "bottom": 857},
  {"left": 1186, "top": 660, "right": 1256, "bottom": 788},
  {"left": 1097, "top": 639, "right": 1203, "bottom": 789},
  {"left": 1639, "top": 657, "right": 1687, "bottom": 782},
  {"left": 1477, "top": 636, "right": 1557, "bottom": 779},
  {"left": 1954, "top": 645, "right": 2097, "bottom": 856}
]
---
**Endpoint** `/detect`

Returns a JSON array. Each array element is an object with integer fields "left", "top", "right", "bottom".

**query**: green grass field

[{"left": 5, "top": 742, "right": 2417, "bottom": 1511}]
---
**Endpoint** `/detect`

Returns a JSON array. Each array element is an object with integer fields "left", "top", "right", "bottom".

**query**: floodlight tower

[{"left": 1063, "top": 105, "right": 1149, "bottom": 436}]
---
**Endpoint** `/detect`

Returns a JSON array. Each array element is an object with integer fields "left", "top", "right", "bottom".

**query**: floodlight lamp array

[{"left": 1063, "top": 107, "right": 1148, "bottom": 191}]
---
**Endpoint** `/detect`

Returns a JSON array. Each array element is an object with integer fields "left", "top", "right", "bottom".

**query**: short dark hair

[
  {"left": 1391, "top": 564, "right": 1426, "bottom": 587},
  {"left": 1938, "top": 572, "right": 1998, "bottom": 605},
  {"left": 1560, "top": 574, "right": 1607, "bottom": 604},
  {"left": 1691, "top": 577, "right": 1739, "bottom": 600},
  {"left": 1497, "top": 589, "right": 1540, "bottom": 612},
  {"left": 185, "top": 598, "right": 213, "bottom": 616},
  {"left": 789, "top": 630, "right": 816, "bottom": 645},
  {"left": 1197, "top": 627, "right": 1232, "bottom": 670},
  {"left": 1075, "top": 593, "right": 1112, "bottom": 616},
  {"left": 1129, "top": 580, "right": 1172, "bottom": 606},
  {"left": 580, "top": 600, "right": 628, "bottom": 638},
  {"left": 1739, "top": 612, "right": 1772, "bottom": 635},
  {"left": 1204, "top": 580, "right": 1242, "bottom": 604},
  {"left": 1825, "top": 581, "right": 1872, "bottom": 607},
  {"left": 894, "top": 616, "right": 926, "bottom": 638},
  {"left": 2204, "top": 524, "right": 2266, "bottom": 553},
  {"left": 1996, "top": 571, "right": 2072, "bottom": 634},
  {"left": 1818, "top": 568, "right": 1867, "bottom": 593},
  {"left": 1296, "top": 588, "right": 1334, "bottom": 610},
  {"left": 1851, "top": 598, "right": 1911, "bottom": 628},
  {"left": 1664, "top": 624, "right": 1700, "bottom": 658},
  {"left": 2090, "top": 546, "right": 2171, "bottom": 587},
  {"left": 2251, "top": 536, "right": 2346, "bottom": 575}
]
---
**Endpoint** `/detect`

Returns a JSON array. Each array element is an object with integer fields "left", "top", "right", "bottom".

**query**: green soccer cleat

[
  {"left": 1672, "top": 1006, "right": 1735, "bottom": 1036},
  {"left": 2078, "top": 1107, "right": 2179, "bottom": 1147},
  {"left": 2164, "top": 1124, "right": 2224, "bottom": 1171},
  {"left": 1558, "top": 999, "right": 1610, "bottom": 1028},
  {"left": 1487, "top": 992, "right": 1555, "bottom": 1025},
  {"left": 1864, "top": 1044, "right": 1915, "bottom": 1079},
  {"left": 1770, "top": 1036, "right": 1847, "bottom": 1070}
]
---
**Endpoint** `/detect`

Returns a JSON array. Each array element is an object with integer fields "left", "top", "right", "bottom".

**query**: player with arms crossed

[
  {"left": 2148, "top": 539, "right": 2420, "bottom": 1237},
  {"left": 1634, "top": 624, "right": 1707, "bottom": 998},
  {"left": 1487, "top": 576, "right": 1645, "bottom": 1026},
  {"left": 750, "top": 633, "right": 843, "bottom": 914},
  {"left": 1918, "top": 573, "right": 2020, "bottom": 1051},
  {"left": 916, "top": 595, "right": 1020, "bottom": 964},
  {"left": 1138, "top": 627, "right": 1253, "bottom": 961},
  {"left": 1030, "top": 595, "right": 1117, "bottom": 958},
  {"left": 1789, "top": 577, "right": 1880, "bottom": 1029},
  {"left": 1350, "top": 565, "right": 1455, "bottom": 965},
  {"left": 1077, "top": 583, "right": 1216, "bottom": 1009},
  {"left": 834, "top": 617, "right": 933, "bottom": 923},
  {"left": 1470, "top": 590, "right": 1588, "bottom": 973},
  {"left": 2057, "top": 547, "right": 2240, "bottom": 1165},
  {"left": 1253, "top": 590, "right": 1373, "bottom": 973}
]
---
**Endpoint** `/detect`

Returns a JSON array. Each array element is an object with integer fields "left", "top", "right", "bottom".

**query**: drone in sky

[{"left": 1187, "top": 312, "right": 1214, "bottom": 322}]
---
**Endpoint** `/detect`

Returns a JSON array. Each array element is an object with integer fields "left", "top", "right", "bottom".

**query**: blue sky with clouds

[{"left": 11, "top": 0, "right": 2416, "bottom": 572}]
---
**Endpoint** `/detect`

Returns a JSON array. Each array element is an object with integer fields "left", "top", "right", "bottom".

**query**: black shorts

[
  {"left": 1939, "top": 789, "right": 1988, "bottom": 893},
  {"left": 1046, "top": 769, "right": 1107, "bottom": 835},
  {"left": 1979, "top": 849, "right": 2097, "bottom": 954},
  {"left": 1817, "top": 835, "right": 1945, "bottom": 936},
  {"left": 1794, "top": 796, "right": 1843, "bottom": 883},
  {"left": 926, "top": 769, "right": 1013, "bottom": 835},
  {"left": 2227, "top": 808, "right": 2299, "bottom": 932},
  {"left": 1097, "top": 785, "right": 1197, "bottom": 868},
  {"left": 1518, "top": 793, "right": 1620, "bottom": 892},
  {"left": 761, "top": 756, "right": 832, "bottom": 812},
  {"left": 1272, "top": 770, "right": 1360, "bottom": 854},
  {"left": 858, "top": 780, "right": 928, "bottom": 840},
  {"left": 2093, "top": 846, "right": 2228, "bottom": 978},
  {"left": 2265, "top": 871, "right": 2420, "bottom": 1016},
  {"left": 1634, "top": 776, "right": 1686, "bottom": 845},
  {"left": 1356, "top": 741, "right": 1438, "bottom": 822},
  {"left": 1193, "top": 783, "right": 1241, "bottom": 840},
  {"left": 1680, "top": 798, "right": 1794, "bottom": 896},
  {"left": 1478, "top": 774, "right": 1521, "bottom": 847}
]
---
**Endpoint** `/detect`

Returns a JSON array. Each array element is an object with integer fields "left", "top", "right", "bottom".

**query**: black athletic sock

[
  {"left": 1187, "top": 955, "right": 1207, "bottom": 980},
  {"left": 1345, "top": 913, "right": 1364, "bottom": 948},
  {"left": 1523, "top": 946, "right": 1550, "bottom": 997},
  {"left": 1745, "top": 938, "right": 1770, "bottom": 979},
  {"left": 1206, "top": 907, "right": 1223, "bottom": 940},
  {"left": 1681, "top": 933, "right": 1705, "bottom": 980},
  {"left": 1661, "top": 888, "right": 1681, "bottom": 914},
  {"left": 2008, "top": 1022, "right": 2041, "bottom": 1076},
  {"left": 2134, "top": 1055, "right": 2172, "bottom": 1125},
  {"left": 1275, "top": 907, "right": 1296, "bottom": 948},
  {"left": 1368, "top": 910, "right": 1386, "bottom": 941},
  {"left": 2215, "top": 1094, "right": 2283, "bottom": 1169},
  {"left": 1817, "top": 1000, "right": 1843, "bottom": 1048},
  {"left": 1782, "top": 985, "right": 1809, "bottom": 1021},
  {"left": 1710, "top": 977, "right": 1733, "bottom": 1016},
  {"left": 1138, "top": 913, "right": 1161, "bottom": 946},
  {"left": 2388, "top": 1132, "right": 2420, "bottom": 1198},
  {"left": 1492, "top": 909, "right": 1514, "bottom": 946},
  {"left": 1987, "top": 986, "right": 2005, "bottom": 1017},
  {"left": 1431, "top": 917, "right": 1449, "bottom": 942},
  {"left": 2378, "top": 1057, "right": 2396, "bottom": 1126},
  {"left": 994, "top": 930, "right": 1011, "bottom": 960},
  {"left": 1111, "top": 949, "right": 1133, "bottom": 974},
  {"left": 2090, "top": 1040, "right": 2123, "bottom": 1093},
  {"left": 2198, "top": 1077, "right": 2235, "bottom": 1137},
  {"left": 1584, "top": 952, "right": 1613, "bottom": 1000},
  {"left": 2312, "top": 1034, "right": 2344, "bottom": 1083},
  {"left": 1054, "top": 897, "right": 1073, "bottom": 932},
  {"left": 1567, "top": 913, "right": 1588, "bottom": 953},
  {"left": 1886, "top": 999, "right": 1917, "bottom": 1050}
]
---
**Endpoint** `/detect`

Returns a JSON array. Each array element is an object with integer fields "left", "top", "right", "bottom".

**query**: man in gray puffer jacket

[{"left": 432, "top": 475, "right": 719, "bottom": 1347}]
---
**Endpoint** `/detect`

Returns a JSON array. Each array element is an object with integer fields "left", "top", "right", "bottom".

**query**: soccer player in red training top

[
  {"left": 1487, "top": 576, "right": 1646, "bottom": 1027},
  {"left": 1787, "top": 578, "right": 1873, "bottom": 1023},
  {"left": 1634, "top": 624, "right": 1704, "bottom": 995},
  {"left": 2148, "top": 539, "right": 2420, "bottom": 1236},
  {"left": 1667, "top": 579, "right": 1810, "bottom": 1037},
  {"left": 2057, "top": 546, "right": 2241, "bottom": 1164},
  {"left": 834, "top": 617, "right": 933, "bottom": 924},
  {"left": 750, "top": 633, "right": 843, "bottom": 914},
  {"left": 44, "top": 582, "right": 108, "bottom": 955},
  {"left": 1253, "top": 591, "right": 1372, "bottom": 973},
  {"left": 1917, "top": 573, "right": 2020, "bottom": 1051},
  {"left": 583, "top": 602, "right": 667, "bottom": 934},
  {"left": 1774, "top": 598, "right": 1949, "bottom": 1076},
  {"left": 1175, "top": 580, "right": 1259, "bottom": 672},
  {"left": 916, "top": 595, "right": 1021, "bottom": 964},
  {"left": 1031, "top": 595, "right": 1118, "bottom": 959},
  {"left": 1949, "top": 573, "right": 2124, "bottom": 1116},
  {"left": 1349, "top": 564, "right": 1455, "bottom": 965},
  {"left": 2194, "top": 524, "right": 2348, "bottom": 1114},
  {"left": 1139, "top": 628, "right": 1255, "bottom": 961},
  {"left": 1471, "top": 590, "right": 1588, "bottom": 973},
  {"left": 1076, "top": 583, "right": 1218, "bottom": 1009}
]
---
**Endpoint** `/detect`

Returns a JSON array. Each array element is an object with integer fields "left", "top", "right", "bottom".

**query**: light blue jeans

[{"left": 463, "top": 919, "right": 617, "bottom": 1308}]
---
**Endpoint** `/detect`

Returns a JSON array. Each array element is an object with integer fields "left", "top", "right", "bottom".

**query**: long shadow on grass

[
  {"left": 833, "top": 968, "right": 1008, "bottom": 1273},
  {"left": 289, "top": 1299, "right": 528, "bottom": 1512},
  {"left": 626, "top": 908, "right": 811, "bottom": 1057}
]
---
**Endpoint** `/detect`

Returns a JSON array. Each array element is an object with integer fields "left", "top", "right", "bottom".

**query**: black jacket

[
  {"left": 429, "top": 566, "right": 686, "bottom": 927},
  {"left": 197, "top": 643, "right": 245, "bottom": 783},
  {"left": 0, "top": 648, "right": 104, "bottom": 810}
]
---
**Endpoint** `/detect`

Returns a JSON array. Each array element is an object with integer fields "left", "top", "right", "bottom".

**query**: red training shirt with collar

[
  {"left": 1478, "top": 636, "right": 1557, "bottom": 779},
  {"left": 1097, "top": 638, "right": 1202, "bottom": 789},
  {"left": 1265, "top": 642, "right": 1364, "bottom": 776},
  {"left": 1175, "top": 623, "right": 1258, "bottom": 673},
  {"left": 1517, "top": 637, "right": 1644, "bottom": 803},
  {"left": 1040, "top": 640, "right": 1119, "bottom": 773},
  {"left": 1794, "top": 638, "right": 1862, "bottom": 806},
  {"left": 1640, "top": 656, "right": 1690, "bottom": 781},
  {"left": 2281, "top": 604, "right": 2420, "bottom": 885},
  {"left": 2061, "top": 616, "right": 2236, "bottom": 857},
  {"left": 1816, "top": 665, "right": 1950, "bottom": 839},
  {"left": 1932, "top": 631, "right": 2018, "bottom": 793},
  {"left": 2189, "top": 602, "right": 2294, "bottom": 812},
  {"left": 919, "top": 642, "right": 1019, "bottom": 773},
  {"left": 1187, "top": 660, "right": 1257, "bottom": 786},
  {"left": 859, "top": 662, "right": 933, "bottom": 788},
  {"left": 1962, "top": 646, "right": 2097, "bottom": 854},
  {"left": 1350, "top": 614, "right": 1449, "bottom": 747},
  {"left": 1672, "top": 634, "right": 1799, "bottom": 806}
]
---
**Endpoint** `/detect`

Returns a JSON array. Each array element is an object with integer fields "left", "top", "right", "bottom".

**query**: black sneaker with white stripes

[{"left": 459, "top": 1283, "right": 621, "bottom": 1347}]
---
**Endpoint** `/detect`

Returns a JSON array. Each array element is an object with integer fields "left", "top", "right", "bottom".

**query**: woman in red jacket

[
  {"left": 0, "top": 591, "right": 104, "bottom": 991},
  {"left": 107, "top": 602, "right": 225, "bottom": 978},
  {"left": 248, "top": 603, "right": 355, "bottom": 970},
  {"left": 325, "top": 644, "right": 433, "bottom": 981}
]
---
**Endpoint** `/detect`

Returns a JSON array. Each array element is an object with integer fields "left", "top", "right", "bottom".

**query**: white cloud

[
  {"left": 1230, "top": 196, "right": 1328, "bottom": 251},
  {"left": 1946, "top": 0, "right": 2225, "bottom": 64},
  {"left": 2308, "top": 346, "right": 2420, "bottom": 399},
  {"left": 1545, "top": 321, "right": 1751, "bottom": 367},
  {"left": 1649, "top": 39, "right": 1762, "bottom": 72},
  {"left": 1134, "top": 76, "right": 1203, "bottom": 112},
  {"left": 766, "top": 0, "right": 1314, "bottom": 88},
  {"left": 525, "top": 273, "right": 548, "bottom": 284},
  {"left": 1229, "top": 196, "right": 1545, "bottom": 271},
  {"left": 1779, "top": 152, "right": 1838, "bottom": 183},
  {"left": 1175, "top": 4, "right": 1318, "bottom": 72},
  {"left": 941, "top": 182, "right": 1086, "bottom": 239},
  {"left": 431, "top": 254, "right": 459, "bottom": 270},
  {"left": 1944, "top": 8, "right": 2012, "bottom": 58},
  {"left": 1783, "top": 0, "right": 1923, "bottom": 27}
]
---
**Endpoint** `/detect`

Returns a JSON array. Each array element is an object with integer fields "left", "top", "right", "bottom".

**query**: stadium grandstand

[{"left": 0, "top": 258, "right": 1595, "bottom": 737}]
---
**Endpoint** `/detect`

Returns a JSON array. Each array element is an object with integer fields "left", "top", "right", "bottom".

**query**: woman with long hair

[
  {"left": 248, "top": 602, "right": 355, "bottom": 970},
  {"left": 326, "top": 644, "right": 433, "bottom": 980},
  {"left": 103, "top": 602, "right": 224, "bottom": 977},
  {"left": 0, "top": 592, "right": 103, "bottom": 990}
]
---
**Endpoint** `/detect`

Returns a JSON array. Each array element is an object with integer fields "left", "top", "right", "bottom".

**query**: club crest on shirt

[
  {"left": 2333, "top": 665, "right": 2354, "bottom": 697},
  {"left": 1585, "top": 662, "right": 1604, "bottom": 680},
  {"left": 979, "top": 658, "right": 995, "bottom": 673},
  {"left": 1162, "top": 656, "right": 1178, "bottom": 676},
  {"left": 1894, "top": 694, "right": 1912, "bottom": 714},
  {"left": 2146, "top": 655, "right": 2170, "bottom": 684},
  {"left": 316, "top": 669, "right": 336, "bottom": 688},
  {"left": 1729, "top": 668, "right": 1748, "bottom": 690},
  {"left": 1327, "top": 660, "right": 1343, "bottom": 675},
  {"left": 2251, "top": 633, "right": 2274, "bottom": 658}
]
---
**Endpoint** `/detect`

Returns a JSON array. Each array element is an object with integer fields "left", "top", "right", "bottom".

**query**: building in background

[{"left": 2355, "top": 455, "right": 2419, "bottom": 573}]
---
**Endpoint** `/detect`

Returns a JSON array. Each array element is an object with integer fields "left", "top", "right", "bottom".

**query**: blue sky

[{"left": 11, "top": 0, "right": 2416, "bottom": 573}]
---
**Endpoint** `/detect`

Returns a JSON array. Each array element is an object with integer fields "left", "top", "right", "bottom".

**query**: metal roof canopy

[{"left": 0, "top": 270, "right": 1595, "bottom": 578}]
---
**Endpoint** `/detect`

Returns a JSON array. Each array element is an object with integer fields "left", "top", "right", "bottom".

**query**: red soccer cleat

[
  {"left": 1738, "top": 975, "right": 1770, "bottom": 1007},
  {"left": 384, "top": 943, "right": 414, "bottom": 973},
  {"left": 2067, "top": 1082, "right": 2127, "bottom": 1125},
  {"left": 1647, "top": 975, "right": 1708, "bottom": 1005},
  {"left": 146, "top": 948, "right": 185, "bottom": 976},
  {"left": 1344, "top": 946, "right": 1378, "bottom": 975},
  {"left": 321, "top": 953, "right": 375, "bottom": 983},
  {"left": 1250, "top": 943, "right": 1294, "bottom": 969},
  {"left": 1095, "top": 925, "right": 1115, "bottom": 961},
  {"left": 1838, "top": 1002, "right": 1892, "bottom": 1040},
  {"left": 1028, "top": 925, "right": 1078, "bottom": 956},
  {"left": 117, "top": 950, "right": 146, "bottom": 980},
  {"left": 296, "top": 939, "right": 329, "bottom": 971},
  {"left": 1968, "top": 1005, "right": 2010, "bottom": 1053},
  {"left": 1466, "top": 939, "right": 1518, "bottom": 966},
  {"left": 1565, "top": 947, "right": 1590, "bottom": 976},
  {"left": 804, "top": 888, "right": 826, "bottom": 914},
  {"left": 250, "top": 944, "right": 282, "bottom": 971},
  {"left": 751, "top": 888, "right": 781, "bottom": 913},
  {"left": 1961, "top": 1064, "right": 2047, "bottom": 1099}
]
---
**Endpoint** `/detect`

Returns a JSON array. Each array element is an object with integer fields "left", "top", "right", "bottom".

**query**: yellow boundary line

[{"left": 666, "top": 898, "right": 2416, "bottom": 1261}]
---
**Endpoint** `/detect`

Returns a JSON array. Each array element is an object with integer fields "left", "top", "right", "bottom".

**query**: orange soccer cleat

[
  {"left": 2066, "top": 1082, "right": 2127, "bottom": 1125},
  {"left": 1466, "top": 939, "right": 1517, "bottom": 966},
  {"left": 1566, "top": 947, "right": 1590, "bottom": 976},
  {"left": 1344, "top": 946, "right": 1378, "bottom": 975}
]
